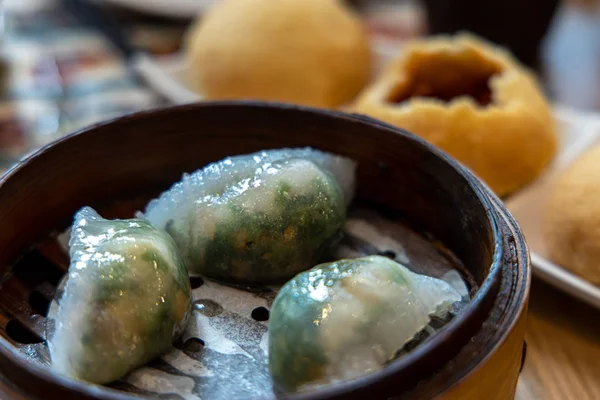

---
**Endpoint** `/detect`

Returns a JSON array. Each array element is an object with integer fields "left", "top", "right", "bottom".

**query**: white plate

[
  {"left": 506, "top": 106, "right": 600, "bottom": 309},
  {"left": 97, "top": 0, "right": 215, "bottom": 18},
  {"left": 133, "top": 50, "right": 600, "bottom": 309}
]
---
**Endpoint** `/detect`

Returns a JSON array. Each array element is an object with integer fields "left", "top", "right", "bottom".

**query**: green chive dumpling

[
  {"left": 268, "top": 255, "right": 463, "bottom": 392},
  {"left": 144, "top": 148, "right": 354, "bottom": 285},
  {"left": 47, "top": 207, "right": 192, "bottom": 384}
]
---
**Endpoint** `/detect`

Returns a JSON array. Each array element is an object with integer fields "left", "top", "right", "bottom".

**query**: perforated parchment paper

[{"left": 39, "top": 207, "right": 471, "bottom": 400}]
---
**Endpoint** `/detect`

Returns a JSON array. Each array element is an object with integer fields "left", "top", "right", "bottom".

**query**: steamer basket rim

[{"left": 0, "top": 101, "right": 507, "bottom": 400}]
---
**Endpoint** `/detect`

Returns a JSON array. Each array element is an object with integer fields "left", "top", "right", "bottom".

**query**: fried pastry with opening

[{"left": 353, "top": 34, "right": 557, "bottom": 196}]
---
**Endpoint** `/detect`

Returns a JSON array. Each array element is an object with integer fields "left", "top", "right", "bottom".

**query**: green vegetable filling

[{"left": 197, "top": 175, "right": 345, "bottom": 283}]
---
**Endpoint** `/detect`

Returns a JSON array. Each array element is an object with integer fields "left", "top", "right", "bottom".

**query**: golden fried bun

[
  {"left": 352, "top": 34, "right": 557, "bottom": 196},
  {"left": 185, "top": 0, "right": 372, "bottom": 108},
  {"left": 544, "top": 144, "right": 600, "bottom": 284}
]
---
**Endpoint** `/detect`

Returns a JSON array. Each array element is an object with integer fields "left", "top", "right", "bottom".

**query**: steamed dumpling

[
  {"left": 47, "top": 207, "right": 192, "bottom": 384},
  {"left": 268, "top": 255, "right": 462, "bottom": 392},
  {"left": 144, "top": 148, "right": 355, "bottom": 285}
]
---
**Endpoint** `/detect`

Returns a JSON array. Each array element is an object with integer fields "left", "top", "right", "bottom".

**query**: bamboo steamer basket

[{"left": 0, "top": 102, "right": 529, "bottom": 399}]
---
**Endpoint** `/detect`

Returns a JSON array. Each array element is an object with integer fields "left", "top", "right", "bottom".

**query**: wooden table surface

[{"left": 515, "top": 278, "right": 600, "bottom": 400}]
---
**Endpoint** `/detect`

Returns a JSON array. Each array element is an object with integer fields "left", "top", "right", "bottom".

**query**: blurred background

[
  {"left": 0, "top": 1, "right": 599, "bottom": 399},
  {"left": 2, "top": 0, "right": 600, "bottom": 169}
]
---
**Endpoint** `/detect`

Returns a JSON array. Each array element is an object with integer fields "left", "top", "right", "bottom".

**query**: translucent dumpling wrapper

[
  {"left": 144, "top": 148, "right": 355, "bottom": 284},
  {"left": 47, "top": 207, "right": 192, "bottom": 384},
  {"left": 268, "top": 255, "right": 463, "bottom": 392}
]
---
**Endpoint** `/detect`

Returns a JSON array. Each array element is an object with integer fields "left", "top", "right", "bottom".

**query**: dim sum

[
  {"left": 47, "top": 207, "right": 192, "bottom": 384},
  {"left": 268, "top": 255, "right": 462, "bottom": 391},
  {"left": 144, "top": 148, "right": 355, "bottom": 284}
]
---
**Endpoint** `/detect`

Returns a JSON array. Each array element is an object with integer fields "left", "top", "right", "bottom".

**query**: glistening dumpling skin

[
  {"left": 144, "top": 148, "right": 355, "bottom": 285},
  {"left": 268, "top": 255, "right": 462, "bottom": 392},
  {"left": 47, "top": 207, "right": 192, "bottom": 384}
]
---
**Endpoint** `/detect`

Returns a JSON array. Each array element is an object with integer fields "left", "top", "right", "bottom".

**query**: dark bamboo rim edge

[{"left": 425, "top": 189, "right": 532, "bottom": 399}]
